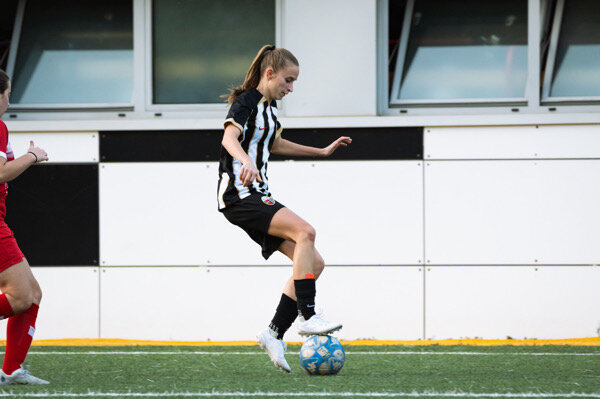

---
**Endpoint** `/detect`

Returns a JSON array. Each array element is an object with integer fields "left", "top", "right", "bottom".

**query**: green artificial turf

[{"left": 0, "top": 345, "right": 597, "bottom": 398}]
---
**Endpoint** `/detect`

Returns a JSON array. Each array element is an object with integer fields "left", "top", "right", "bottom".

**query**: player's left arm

[
  {"left": 271, "top": 136, "right": 351, "bottom": 157},
  {"left": 0, "top": 141, "right": 48, "bottom": 183}
]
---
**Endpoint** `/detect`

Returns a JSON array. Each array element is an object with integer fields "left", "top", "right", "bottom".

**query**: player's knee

[
  {"left": 314, "top": 253, "right": 325, "bottom": 277},
  {"left": 32, "top": 285, "right": 42, "bottom": 305},
  {"left": 297, "top": 225, "right": 316, "bottom": 244},
  {"left": 11, "top": 291, "right": 34, "bottom": 314}
]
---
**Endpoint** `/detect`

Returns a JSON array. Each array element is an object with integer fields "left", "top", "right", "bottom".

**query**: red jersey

[
  {"left": 0, "top": 121, "right": 15, "bottom": 215},
  {"left": 0, "top": 121, "right": 24, "bottom": 271}
]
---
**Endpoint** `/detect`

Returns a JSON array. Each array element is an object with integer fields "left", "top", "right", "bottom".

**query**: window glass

[
  {"left": 391, "top": 0, "right": 527, "bottom": 102},
  {"left": 153, "top": 0, "right": 275, "bottom": 104},
  {"left": 388, "top": 0, "right": 406, "bottom": 91},
  {"left": 0, "top": 1, "right": 18, "bottom": 71},
  {"left": 11, "top": 0, "right": 133, "bottom": 105},
  {"left": 550, "top": 0, "right": 600, "bottom": 97}
]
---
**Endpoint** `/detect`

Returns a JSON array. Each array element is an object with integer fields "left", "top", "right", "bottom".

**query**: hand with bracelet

[{"left": 27, "top": 140, "right": 49, "bottom": 163}]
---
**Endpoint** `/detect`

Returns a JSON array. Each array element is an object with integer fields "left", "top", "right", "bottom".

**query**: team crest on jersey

[{"left": 262, "top": 196, "right": 276, "bottom": 206}]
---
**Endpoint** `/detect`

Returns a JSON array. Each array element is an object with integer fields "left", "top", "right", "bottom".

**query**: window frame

[
  {"left": 5, "top": 0, "right": 281, "bottom": 116},
  {"left": 144, "top": 0, "right": 280, "bottom": 112},
  {"left": 5, "top": 0, "right": 600, "bottom": 118},
  {"left": 5, "top": 0, "right": 25, "bottom": 86},
  {"left": 388, "top": 0, "right": 529, "bottom": 106},
  {"left": 6, "top": 0, "right": 136, "bottom": 111},
  {"left": 541, "top": 0, "right": 600, "bottom": 103},
  {"left": 379, "top": 0, "right": 600, "bottom": 115}
]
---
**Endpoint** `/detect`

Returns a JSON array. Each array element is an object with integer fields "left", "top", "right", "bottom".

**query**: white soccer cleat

[
  {"left": 257, "top": 328, "right": 291, "bottom": 373},
  {"left": 0, "top": 367, "right": 50, "bottom": 385},
  {"left": 297, "top": 313, "right": 343, "bottom": 336}
]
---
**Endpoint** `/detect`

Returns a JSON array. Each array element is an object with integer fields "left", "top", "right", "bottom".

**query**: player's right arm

[
  {"left": 221, "top": 124, "right": 262, "bottom": 187},
  {"left": 0, "top": 141, "right": 48, "bottom": 183}
]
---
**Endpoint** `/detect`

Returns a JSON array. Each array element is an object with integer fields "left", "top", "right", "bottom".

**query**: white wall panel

[
  {"left": 9, "top": 132, "right": 98, "bottom": 163},
  {"left": 0, "top": 267, "right": 99, "bottom": 340},
  {"left": 425, "top": 125, "right": 600, "bottom": 159},
  {"left": 281, "top": 0, "right": 377, "bottom": 117},
  {"left": 269, "top": 161, "right": 423, "bottom": 265},
  {"left": 535, "top": 125, "right": 600, "bottom": 158},
  {"left": 99, "top": 163, "right": 285, "bottom": 266},
  {"left": 98, "top": 266, "right": 291, "bottom": 340},
  {"left": 100, "top": 163, "right": 208, "bottom": 266},
  {"left": 100, "top": 267, "right": 224, "bottom": 341},
  {"left": 101, "top": 161, "right": 422, "bottom": 266},
  {"left": 425, "top": 160, "right": 600, "bottom": 264},
  {"left": 426, "top": 266, "right": 600, "bottom": 339},
  {"left": 99, "top": 266, "right": 422, "bottom": 341},
  {"left": 315, "top": 266, "right": 423, "bottom": 341}
]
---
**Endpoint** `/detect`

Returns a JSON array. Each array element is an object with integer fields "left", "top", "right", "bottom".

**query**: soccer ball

[{"left": 299, "top": 335, "right": 345, "bottom": 375}]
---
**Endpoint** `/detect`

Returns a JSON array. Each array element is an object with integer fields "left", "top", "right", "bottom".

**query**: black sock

[
  {"left": 294, "top": 278, "right": 316, "bottom": 320},
  {"left": 268, "top": 294, "right": 298, "bottom": 339}
]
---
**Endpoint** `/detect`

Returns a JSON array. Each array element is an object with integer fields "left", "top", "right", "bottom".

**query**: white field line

[
  {"left": 0, "top": 391, "right": 598, "bottom": 398},
  {"left": 27, "top": 351, "right": 600, "bottom": 356}
]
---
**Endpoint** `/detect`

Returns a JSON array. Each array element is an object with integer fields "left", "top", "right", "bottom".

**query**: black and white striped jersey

[{"left": 217, "top": 88, "right": 282, "bottom": 210}]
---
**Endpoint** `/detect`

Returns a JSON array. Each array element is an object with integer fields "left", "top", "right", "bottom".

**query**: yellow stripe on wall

[{"left": 1, "top": 337, "right": 597, "bottom": 347}]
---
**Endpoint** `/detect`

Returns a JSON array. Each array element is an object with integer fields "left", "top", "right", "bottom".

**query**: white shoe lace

[
  {"left": 298, "top": 311, "right": 342, "bottom": 336},
  {"left": 18, "top": 369, "right": 34, "bottom": 381},
  {"left": 312, "top": 314, "right": 335, "bottom": 327}
]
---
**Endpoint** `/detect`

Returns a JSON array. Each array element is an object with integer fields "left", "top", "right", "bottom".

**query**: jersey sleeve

[
  {"left": 275, "top": 120, "right": 283, "bottom": 140},
  {"left": 224, "top": 95, "right": 252, "bottom": 133},
  {"left": 0, "top": 122, "right": 8, "bottom": 160}
]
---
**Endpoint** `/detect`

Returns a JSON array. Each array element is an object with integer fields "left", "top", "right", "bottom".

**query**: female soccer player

[
  {"left": 0, "top": 69, "right": 49, "bottom": 385},
  {"left": 218, "top": 45, "right": 351, "bottom": 373}
]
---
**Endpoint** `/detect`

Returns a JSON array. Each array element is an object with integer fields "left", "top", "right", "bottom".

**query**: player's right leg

[
  {"left": 0, "top": 259, "right": 49, "bottom": 385},
  {"left": 0, "top": 259, "right": 35, "bottom": 316},
  {"left": 278, "top": 255, "right": 342, "bottom": 337},
  {"left": 268, "top": 207, "right": 320, "bottom": 329},
  {"left": 279, "top": 241, "right": 326, "bottom": 301}
]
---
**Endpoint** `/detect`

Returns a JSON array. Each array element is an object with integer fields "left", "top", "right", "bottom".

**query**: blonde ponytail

[{"left": 225, "top": 45, "right": 299, "bottom": 105}]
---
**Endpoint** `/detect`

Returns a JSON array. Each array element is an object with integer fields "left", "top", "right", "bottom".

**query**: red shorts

[{"left": 0, "top": 220, "right": 24, "bottom": 273}]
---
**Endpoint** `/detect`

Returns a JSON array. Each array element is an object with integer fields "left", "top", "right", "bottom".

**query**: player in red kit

[{"left": 0, "top": 69, "right": 49, "bottom": 385}]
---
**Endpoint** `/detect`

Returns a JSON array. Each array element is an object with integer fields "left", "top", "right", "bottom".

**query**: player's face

[
  {"left": 269, "top": 64, "right": 298, "bottom": 101},
  {"left": 0, "top": 81, "right": 10, "bottom": 117}
]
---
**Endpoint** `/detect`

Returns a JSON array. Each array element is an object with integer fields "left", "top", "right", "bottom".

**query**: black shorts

[{"left": 221, "top": 193, "right": 286, "bottom": 259}]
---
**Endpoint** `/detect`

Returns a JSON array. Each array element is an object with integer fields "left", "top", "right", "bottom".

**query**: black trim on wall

[
  {"left": 272, "top": 127, "right": 422, "bottom": 161},
  {"left": 100, "top": 127, "right": 423, "bottom": 162},
  {"left": 5, "top": 164, "right": 99, "bottom": 266},
  {"left": 100, "top": 130, "right": 223, "bottom": 162}
]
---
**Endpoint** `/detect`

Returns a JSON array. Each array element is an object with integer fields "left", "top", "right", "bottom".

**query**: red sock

[
  {"left": 0, "top": 294, "right": 14, "bottom": 320},
  {"left": 2, "top": 303, "right": 39, "bottom": 375}
]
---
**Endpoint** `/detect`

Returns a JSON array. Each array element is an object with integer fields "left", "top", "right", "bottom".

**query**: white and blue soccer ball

[{"left": 299, "top": 335, "right": 345, "bottom": 375}]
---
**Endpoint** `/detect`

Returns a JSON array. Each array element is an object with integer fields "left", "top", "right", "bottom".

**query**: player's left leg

[
  {"left": 257, "top": 240, "right": 326, "bottom": 373},
  {"left": 0, "top": 259, "right": 48, "bottom": 385},
  {"left": 267, "top": 207, "right": 342, "bottom": 335}
]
